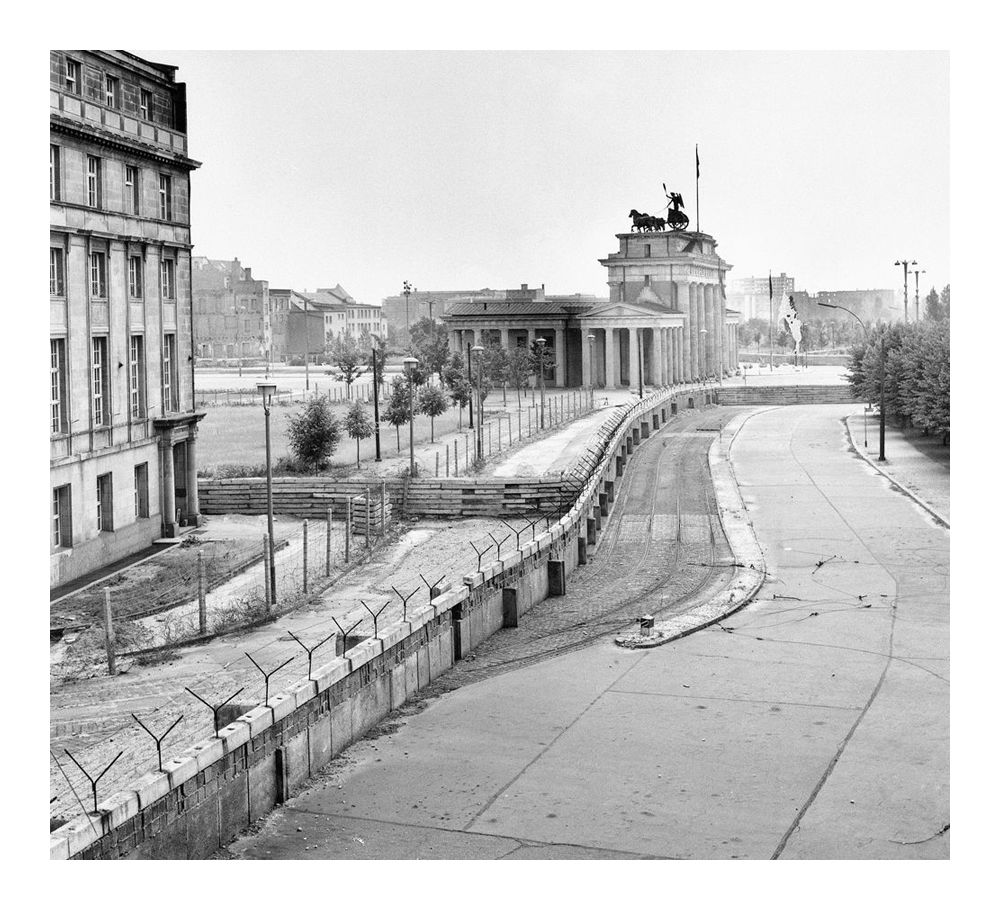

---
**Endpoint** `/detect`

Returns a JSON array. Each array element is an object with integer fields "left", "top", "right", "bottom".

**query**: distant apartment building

[
  {"left": 50, "top": 50, "right": 202, "bottom": 588},
  {"left": 729, "top": 273, "right": 795, "bottom": 321},
  {"left": 268, "top": 288, "right": 311, "bottom": 363},
  {"left": 793, "top": 288, "right": 898, "bottom": 324},
  {"left": 192, "top": 257, "right": 270, "bottom": 361}
]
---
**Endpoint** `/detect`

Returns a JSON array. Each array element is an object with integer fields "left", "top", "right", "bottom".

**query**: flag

[
  {"left": 696, "top": 145, "right": 700, "bottom": 179},
  {"left": 769, "top": 272, "right": 773, "bottom": 300}
]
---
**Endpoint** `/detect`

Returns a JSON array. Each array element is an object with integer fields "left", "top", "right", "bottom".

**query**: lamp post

[
  {"left": 818, "top": 301, "right": 887, "bottom": 462},
  {"left": 535, "top": 338, "right": 547, "bottom": 429},
  {"left": 402, "top": 280, "right": 413, "bottom": 342},
  {"left": 370, "top": 332, "right": 382, "bottom": 462},
  {"left": 257, "top": 381, "right": 278, "bottom": 604},
  {"left": 402, "top": 356, "right": 418, "bottom": 476},
  {"left": 913, "top": 269, "right": 926, "bottom": 321},
  {"left": 894, "top": 259, "right": 917, "bottom": 323},
  {"left": 587, "top": 333, "right": 595, "bottom": 394},
  {"left": 472, "top": 344, "right": 484, "bottom": 461}
]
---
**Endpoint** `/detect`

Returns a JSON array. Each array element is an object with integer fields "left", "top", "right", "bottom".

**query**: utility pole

[
  {"left": 894, "top": 259, "right": 917, "bottom": 323},
  {"left": 913, "top": 269, "right": 926, "bottom": 322}
]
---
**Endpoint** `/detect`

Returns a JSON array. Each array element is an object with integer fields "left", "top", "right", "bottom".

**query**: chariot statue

[{"left": 628, "top": 184, "right": 690, "bottom": 232}]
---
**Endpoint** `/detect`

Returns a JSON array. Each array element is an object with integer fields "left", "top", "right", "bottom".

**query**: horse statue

[{"left": 628, "top": 209, "right": 667, "bottom": 232}]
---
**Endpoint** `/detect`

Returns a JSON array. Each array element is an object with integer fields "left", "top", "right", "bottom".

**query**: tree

[
  {"left": 529, "top": 339, "right": 556, "bottom": 386},
  {"left": 448, "top": 377, "right": 473, "bottom": 429},
  {"left": 940, "top": 284, "right": 950, "bottom": 320},
  {"left": 326, "top": 334, "right": 365, "bottom": 397},
  {"left": 344, "top": 399, "right": 374, "bottom": 469},
  {"left": 409, "top": 316, "right": 451, "bottom": 380},
  {"left": 506, "top": 346, "right": 533, "bottom": 404},
  {"left": 924, "top": 287, "right": 943, "bottom": 323},
  {"left": 484, "top": 343, "right": 511, "bottom": 405},
  {"left": 285, "top": 397, "right": 341, "bottom": 473},
  {"left": 418, "top": 385, "right": 448, "bottom": 442},
  {"left": 382, "top": 376, "right": 412, "bottom": 453}
]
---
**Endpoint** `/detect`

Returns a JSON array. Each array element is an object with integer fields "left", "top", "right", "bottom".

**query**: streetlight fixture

[
  {"left": 913, "top": 269, "right": 926, "bottom": 321},
  {"left": 587, "top": 333, "right": 595, "bottom": 395},
  {"left": 370, "top": 332, "right": 382, "bottom": 462},
  {"left": 402, "top": 280, "right": 413, "bottom": 341},
  {"left": 818, "top": 302, "right": 887, "bottom": 462},
  {"left": 471, "top": 344, "right": 484, "bottom": 461},
  {"left": 894, "top": 259, "right": 917, "bottom": 323},
  {"left": 534, "top": 338, "right": 547, "bottom": 429},
  {"left": 402, "top": 356, "right": 418, "bottom": 476},
  {"left": 257, "top": 381, "right": 278, "bottom": 604}
]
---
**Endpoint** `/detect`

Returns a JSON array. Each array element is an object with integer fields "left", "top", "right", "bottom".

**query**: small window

[
  {"left": 87, "top": 156, "right": 102, "bottom": 208},
  {"left": 91, "top": 336, "right": 110, "bottom": 425},
  {"left": 128, "top": 255, "right": 143, "bottom": 298},
  {"left": 50, "top": 338, "right": 68, "bottom": 434},
  {"left": 129, "top": 334, "right": 146, "bottom": 418},
  {"left": 50, "top": 248, "right": 64, "bottom": 296},
  {"left": 65, "top": 59, "right": 81, "bottom": 94},
  {"left": 125, "top": 166, "right": 140, "bottom": 214},
  {"left": 105, "top": 74, "right": 120, "bottom": 108},
  {"left": 644, "top": 244, "right": 651, "bottom": 258},
  {"left": 53, "top": 485, "right": 73, "bottom": 549},
  {"left": 96, "top": 473, "right": 114, "bottom": 531},
  {"left": 158, "top": 174, "right": 172, "bottom": 220},
  {"left": 140, "top": 89, "right": 152, "bottom": 121},
  {"left": 134, "top": 463, "right": 149, "bottom": 518},
  {"left": 159, "top": 258, "right": 175, "bottom": 299},
  {"left": 90, "top": 251, "right": 107, "bottom": 298},
  {"left": 50, "top": 146, "right": 60, "bottom": 201}
]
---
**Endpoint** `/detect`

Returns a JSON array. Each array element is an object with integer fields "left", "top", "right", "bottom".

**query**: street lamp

[
  {"left": 913, "top": 269, "right": 926, "bottom": 321},
  {"left": 370, "top": 332, "right": 382, "bottom": 462},
  {"left": 818, "top": 302, "right": 887, "bottom": 462},
  {"left": 534, "top": 338, "right": 547, "bottom": 429},
  {"left": 472, "top": 344, "right": 484, "bottom": 461},
  {"left": 402, "top": 280, "right": 413, "bottom": 341},
  {"left": 894, "top": 259, "right": 917, "bottom": 323},
  {"left": 587, "top": 333, "right": 595, "bottom": 395},
  {"left": 257, "top": 381, "right": 278, "bottom": 604},
  {"left": 402, "top": 357, "right": 418, "bottom": 476}
]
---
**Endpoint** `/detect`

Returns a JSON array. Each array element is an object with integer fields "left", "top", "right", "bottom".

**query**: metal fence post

[
  {"left": 103, "top": 587, "right": 116, "bottom": 675},
  {"left": 302, "top": 519, "right": 309, "bottom": 593},
  {"left": 365, "top": 487, "right": 371, "bottom": 549},
  {"left": 454, "top": 438, "right": 459, "bottom": 475},
  {"left": 445, "top": 445, "right": 450, "bottom": 476},
  {"left": 326, "top": 507, "right": 332, "bottom": 576},
  {"left": 197, "top": 548, "right": 207, "bottom": 635},
  {"left": 345, "top": 496, "right": 352, "bottom": 563},
  {"left": 436, "top": 451, "right": 440, "bottom": 477},
  {"left": 380, "top": 481, "right": 387, "bottom": 536}
]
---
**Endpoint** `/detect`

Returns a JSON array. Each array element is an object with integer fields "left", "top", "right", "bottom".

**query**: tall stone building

[
  {"left": 730, "top": 273, "right": 795, "bottom": 321},
  {"left": 50, "top": 51, "right": 203, "bottom": 588},
  {"left": 192, "top": 257, "right": 270, "bottom": 362}
]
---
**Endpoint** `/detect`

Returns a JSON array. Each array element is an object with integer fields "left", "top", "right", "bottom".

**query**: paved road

[{"left": 226, "top": 403, "right": 949, "bottom": 860}]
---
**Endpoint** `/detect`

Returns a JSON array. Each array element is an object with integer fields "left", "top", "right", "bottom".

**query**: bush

[{"left": 286, "top": 397, "right": 342, "bottom": 472}]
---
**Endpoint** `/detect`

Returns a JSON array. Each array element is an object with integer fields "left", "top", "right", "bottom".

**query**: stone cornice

[{"left": 50, "top": 116, "right": 202, "bottom": 170}]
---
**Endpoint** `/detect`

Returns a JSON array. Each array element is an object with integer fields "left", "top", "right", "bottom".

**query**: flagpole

[
  {"left": 769, "top": 272, "right": 774, "bottom": 372},
  {"left": 695, "top": 144, "right": 700, "bottom": 233}
]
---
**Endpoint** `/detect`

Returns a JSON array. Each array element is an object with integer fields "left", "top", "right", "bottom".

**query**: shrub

[{"left": 285, "top": 397, "right": 342, "bottom": 472}]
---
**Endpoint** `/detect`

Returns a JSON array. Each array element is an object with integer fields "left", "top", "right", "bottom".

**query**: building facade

[
  {"left": 442, "top": 231, "right": 739, "bottom": 388},
  {"left": 192, "top": 257, "right": 270, "bottom": 362},
  {"left": 50, "top": 50, "right": 203, "bottom": 588},
  {"left": 381, "top": 287, "right": 508, "bottom": 345},
  {"left": 729, "top": 273, "right": 795, "bottom": 321}
]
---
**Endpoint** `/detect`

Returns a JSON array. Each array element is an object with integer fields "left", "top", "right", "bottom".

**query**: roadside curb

[
  {"left": 617, "top": 407, "right": 770, "bottom": 649},
  {"left": 843, "top": 414, "right": 950, "bottom": 530}
]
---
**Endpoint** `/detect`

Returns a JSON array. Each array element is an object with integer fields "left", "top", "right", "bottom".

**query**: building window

[
  {"left": 140, "top": 89, "right": 152, "bottom": 121},
  {"left": 90, "top": 251, "right": 107, "bottom": 298},
  {"left": 644, "top": 275, "right": 651, "bottom": 286},
  {"left": 162, "top": 333, "right": 178, "bottom": 411},
  {"left": 125, "top": 166, "right": 140, "bottom": 214},
  {"left": 96, "top": 473, "right": 114, "bottom": 532},
  {"left": 53, "top": 485, "right": 73, "bottom": 549},
  {"left": 87, "top": 156, "right": 102, "bottom": 208},
  {"left": 105, "top": 74, "right": 120, "bottom": 108},
  {"left": 158, "top": 174, "right": 172, "bottom": 220},
  {"left": 159, "top": 258, "right": 175, "bottom": 299},
  {"left": 50, "top": 146, "right": 60, "bottom": 201},
  {"left": 51, "top": 338, "right": 68, "bottom": 434},
  {"left": 91, "top": 336, "right": 110, "bottom": 426},
  {"left": 134, "top": 463, "right": 149, "bottom": 518},
  {"left": 50, "top": 248, "right": 64, "bottom": 296},
  {"left": 128, "top": 255, "right": 143, "bottom": 298},
  {"left": 129, "top": 334, "right": 146, "bottom": 419},
  {"left": 65, "top": 59, "right": 81, "bottom": 94}
]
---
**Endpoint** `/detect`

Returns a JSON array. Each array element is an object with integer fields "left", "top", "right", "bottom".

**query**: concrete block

[
  {"left": 329, "top": 698, "right": 353, "bottom": 755},
  {"left": 501, "top": 551, "right": 522, "bottom": 572},
  {"left": 50, "top": 833, "right": 70, "bottom": 861},
  {"left": 599, "top": 492, "right": 609, "bottom": 516},
  {"left": 308, "top": 710, "right": 333, "bottom": 772},
  {"left": 217, "top": 769, "right": 250, "bottom": 848},
  {"left": 219, "top": 720, "right": 251, "bottom": 754},
  {"left": 132, "top": 770, "right": 170, "bottom": 809},
  {"left": 390, "top": 663, "right": 407, "bottom": 710},
  {"left": 406, "top": 603, "right": 434, "bottom": 630},
  {"left": 238, "top": 704, "right": 274, "bottom": 738},
  {"left": 345, "top": 636, "right": 382, "bottom": 669},
  {"left": 191, "top": 735, "right": 225, "bottom": 772},
  {"left": 416, "top": 641, "right": 431, "bottom": 688},
  {"left": 461, "top": 571, "right": 484, "bottom": 588},
  {"left": 547, "top": 559, "right": 566, "bottom": 596},
  {"left": 586, "top": 518, "right": 597, "bottom": 545},
  {"left": 283, "top": 730, "right": 310, "bottom": 791},
  {"left": 269, "top": 691, "right": 296, "bottom": 723},
  {"left": 538, "top": 531, "right": 553, "bottom": 550},
  {"left": 58, "top": 815, "right": 102, "bottom": 858},
  {"left": 577, "top": 536, "right": 588, "bottom": 565},
  {"left": 403, "top": 652, "right": 418, "bottom": 698},
  {"left": 96, "top": 789, "right": 140, "bottom": 831},
  {"left": 163, "top": 752, "right": 199, "bottom": 790},
  {"left": 314, "top": 656, "right": 350, "bottom": 692},
  {"left": 377, "top": 621, "right": 410, "bottom": 651},
  {"left": 290, "top": 678, "right": 318, "bottom": 709},
  {"left": 433, "top": 586, "right": 468, "bottom": 611},
  {"left": 502, "top": 587, "right": 518, "bottom": 628},
  {"left": 248, "top": 753, "right": 278, "bottom": 822}
]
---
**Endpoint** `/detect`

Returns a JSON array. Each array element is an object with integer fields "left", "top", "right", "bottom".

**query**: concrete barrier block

[
  {"left": 433, "top": 586, "right": 468, "bottom": 612},
  {"left": 314, "top": 656, "right": 350, "bottom": 692},
  {"left": 191, "top": 735, "right": 225, "bottom": 772},
  {"left": 50, "top": 833, "right": 70, "bottom": 861},
  {"left": 96, "top": 789, "right": 140, "bottom": 831},
  {"left": 163, "top": 752, "right": 199, "bottom": 790},
  {"left": 390, "top": 663, "right": 407, "bottom": 710},
  {"left": 132, "top": 769, "right": 170, "bottom": 809},
  {"left": 345, "top": 637, "right": 382, "bottom": 669},
  {"left": 378, "top": 621, "right": 410, "bottom": 651},
  {"left": 290, "top": 679, "right": 318, "bottom": 709},
  {"left": 269, "top": 691, "right": 296, "bottom": 723},
  {"left": 404, "top": 652, "right": 419, "bottom": 698},
  {"left": 238, "top": 704, "right": 274, "bottom": 738},
  {"left": 58, "top": 815, "right": 102, "bottom": 858},
  {"left": 461, "top": 571, "right": 484, "bottom": 588},
  {"left": 483, "top": 561, "right": 502, "bottom": 581},
  {"left": 538, "top": 531, "right": 553, "bottom": 549},
  {"left": 406, "top": 603, "right": 434, "bottom": 629},
  {"left": 219, "top": 721, "right": 251, "bottom": 754},
  {"left": 501, "top": 551, "right": 522, "bottom": 572}
]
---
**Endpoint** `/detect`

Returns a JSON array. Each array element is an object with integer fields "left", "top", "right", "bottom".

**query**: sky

[{"left": 150, "top": 50, "right": 949, "bottom": 305}]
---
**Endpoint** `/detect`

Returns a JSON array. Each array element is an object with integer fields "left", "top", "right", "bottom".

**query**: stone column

[
  {"left": 652, "top": 326, "right": 663, "bottom": 388},
  {"left": 474, "top": 326, "right": 483, "bottom": 346},
  {"left": 161, "top": 438, "right": 177, "bottom": 537},
  {"left": 528, "top": 327, "right": 536, "bottom": 348},
  {"left": 706, "top": 285, "right": 717, "bottom": 377},
  {"left": 581, "top": 327, "right": 592, "bottom": 389},
  {"left": 715, "top": 285, "right": 723, "bottom": 376},
  {"left": 689, "top": 284, "right": 700, "bottom": 379},
  {"left": 554, "top": 326, "right": 566, "bottom": 388},
  {"left": 677, "top": 281, "right": 691, "bottom": 382},
  {"left": 500, "top": 327, "right": 510, "bottom": 349},
  {"left": 697, "top": 284, "right": 707, "bottom": 378},
  {"left": 628, "top": 327, "right": 640, "bottom": 389},
  {"left": 186, "top": 432, "right": 200, "bottom": 526},
  {"left": 604, "top": 328, "right": 616, "bottom": 388}
]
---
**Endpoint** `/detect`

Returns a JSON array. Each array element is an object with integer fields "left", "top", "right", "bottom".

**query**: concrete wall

[
  {"left": 738, "top": 352, "right": 850, "bottom": 366},
  {"left": 54, "top": 384, "right": 713, "bottom": 860},
  {"left": 717, "top": 385, "right": 855, "bottom": 406}
]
